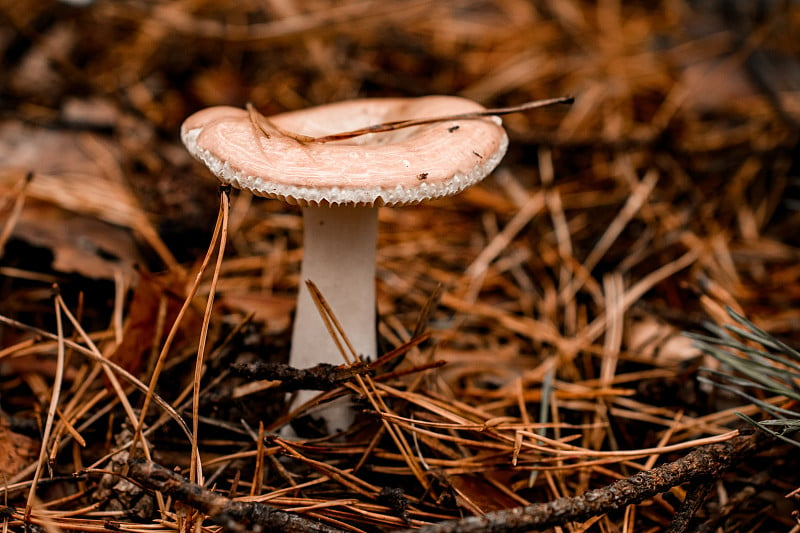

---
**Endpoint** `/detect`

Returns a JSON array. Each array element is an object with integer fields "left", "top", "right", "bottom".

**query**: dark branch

[
  {"left": 128, "top": 459, "right": 347, "bottom": 533},
  {"left": 400, "top": 431, "right": 770, "bottom": 533},
  {"left": 665, "top": 479, "right": 715, "bottom": 533},
  {"left": 231, "top": 360, "right": 372, "bottom": 391}
]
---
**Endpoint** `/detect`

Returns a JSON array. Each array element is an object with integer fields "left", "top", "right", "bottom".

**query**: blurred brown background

[{"left": 1, "top": 1, "right": 799, "bottom": 531}]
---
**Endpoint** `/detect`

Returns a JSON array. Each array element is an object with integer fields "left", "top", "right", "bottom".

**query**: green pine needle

[{"left": 690, "top": 307, "right": 800, "bottom": 448}]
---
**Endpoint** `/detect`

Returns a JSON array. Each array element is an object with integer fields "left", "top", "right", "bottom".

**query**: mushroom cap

[{"left": 181, "top": 96, "right": 508, "bottom": 207}]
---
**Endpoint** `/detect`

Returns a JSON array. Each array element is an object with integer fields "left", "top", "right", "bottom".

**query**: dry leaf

[
  {"left": 0, "top": 416, "right": 38, "bottom": 477},
  {"left": 109, "top": 271, "right": 198, "bottom": 377},
  {"left": 11, "top": 199, "right": 142, "bottom": 279},
  {"left": 218, "top": 292, "right": 295, "bottom": 334}
]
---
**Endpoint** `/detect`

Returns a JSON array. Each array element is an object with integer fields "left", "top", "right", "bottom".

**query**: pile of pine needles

[{"left": 1, "top": 1, "right": 799, "bottom": 531}]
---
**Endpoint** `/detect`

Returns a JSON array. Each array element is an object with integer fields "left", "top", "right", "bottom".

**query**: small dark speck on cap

[
  {"left": 472, "top": 151, "right": 483, "bottom": 159},
  {"left": 448, "top": 125, "right": 460, "bottom": 133},
  {"left": 417, "top": 172, "right": 429, "bottom": 180}
]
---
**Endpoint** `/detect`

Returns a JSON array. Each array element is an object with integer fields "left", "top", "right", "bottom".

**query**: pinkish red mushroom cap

[{"left": 181, "top": 96, "right": 508, "bottom": 207}]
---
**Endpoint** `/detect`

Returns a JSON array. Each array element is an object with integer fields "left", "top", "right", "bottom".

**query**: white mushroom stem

[{"left": 289, "top": 205, "right": 378, "bottom": 430}]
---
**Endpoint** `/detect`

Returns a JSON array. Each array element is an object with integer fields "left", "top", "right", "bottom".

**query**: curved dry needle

[
  {"left": 312, "top": 95, "right": 574, "bottom": 143},
  {"left": 246, "top": 102, "right": 315, "bottom": 143}
]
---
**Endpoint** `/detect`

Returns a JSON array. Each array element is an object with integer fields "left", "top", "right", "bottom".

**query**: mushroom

[{"left": 181, "top": 96, "right": 508, "bottom": 431}]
